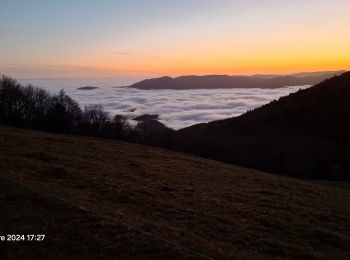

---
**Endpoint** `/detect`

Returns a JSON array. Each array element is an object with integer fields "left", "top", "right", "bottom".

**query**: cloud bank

[{"left": 19, "top": 78, "right": 309, "bottom": 129}]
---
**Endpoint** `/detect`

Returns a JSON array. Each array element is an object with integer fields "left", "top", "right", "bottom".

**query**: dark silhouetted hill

[
  {"left": 77, "top": 86, "right": 99, "bottom": 90},
  {"left": 128, "top": 71, "right": 344, "bottom": 90},
  {"left": 173, "top": 72, "right": 350, "bottom": 180},
  {"left": 133, "top": 114, "right": 159, "bottom": 121}
]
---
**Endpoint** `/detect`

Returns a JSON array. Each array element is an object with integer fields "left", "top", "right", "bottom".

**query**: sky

[{"left": 1, "top": 0, "right": 350, "bottom": 78}]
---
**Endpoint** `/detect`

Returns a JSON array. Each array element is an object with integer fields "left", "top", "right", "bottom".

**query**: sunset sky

[{"left": 1, "top": 0, "right": 350, "bottom": 78}]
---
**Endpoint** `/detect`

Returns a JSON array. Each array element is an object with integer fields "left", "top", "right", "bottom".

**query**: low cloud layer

[{"left": 19, "top": 78, "right": 309, "bottom": 130}]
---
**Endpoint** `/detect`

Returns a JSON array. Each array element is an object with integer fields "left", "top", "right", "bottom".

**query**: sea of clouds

[{"left": 19, "top": 78, "right": 309, "bottom": 130}]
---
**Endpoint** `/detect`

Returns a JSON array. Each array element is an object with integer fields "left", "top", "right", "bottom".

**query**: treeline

[{"left": 0, "top": 75, "right": 173, "bottom": 142}]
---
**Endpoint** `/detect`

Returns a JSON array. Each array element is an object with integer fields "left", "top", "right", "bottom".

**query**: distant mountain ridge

[{"left": 128, "top": 71, "right": 345, "bottom": 90}]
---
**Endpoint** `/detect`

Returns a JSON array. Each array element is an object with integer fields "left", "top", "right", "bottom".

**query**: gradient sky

[{"left": 1, "top": 0, "right": 350, "bottom": 78}]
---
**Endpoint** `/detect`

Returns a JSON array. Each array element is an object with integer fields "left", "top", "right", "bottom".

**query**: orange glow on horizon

[{"left": 2, "top": 1, "right": 350, "bottom": 79}]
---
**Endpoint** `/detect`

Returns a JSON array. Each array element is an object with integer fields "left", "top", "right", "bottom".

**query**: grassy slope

[
  {"left": 0, "top": 125, "right": 350, "bottom": 259},
  {"left": 0, "top": 177, "right": 205, "bottom": 260}
]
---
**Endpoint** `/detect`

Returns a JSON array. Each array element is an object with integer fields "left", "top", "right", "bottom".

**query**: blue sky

[{"left": 1, "top": 0, "right": 350, "bottom": 78}]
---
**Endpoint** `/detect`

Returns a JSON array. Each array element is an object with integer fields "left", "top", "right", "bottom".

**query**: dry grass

[
  {"left": 0, "top": 125, "right": 349, "bottom": 259},
  {"left": 0, "top": 177, "right": 206, "bottom": 260}
]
